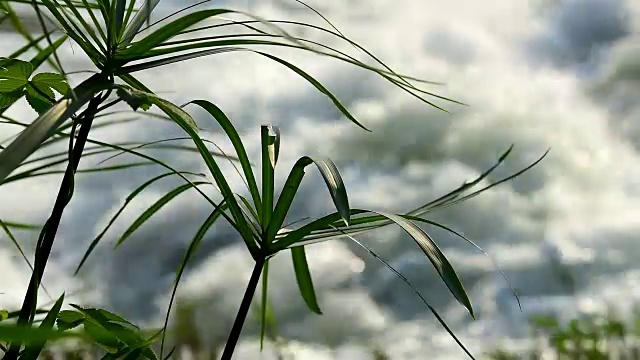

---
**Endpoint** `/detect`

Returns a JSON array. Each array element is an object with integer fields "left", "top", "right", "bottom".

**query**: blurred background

[{"left": 1, "top": 0, "right": 640, "bottom": 358}]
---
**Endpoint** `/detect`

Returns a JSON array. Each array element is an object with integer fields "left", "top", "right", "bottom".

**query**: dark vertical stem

[
  {"left": 2, "top": 95, "right": 103, "bottom": 360},
  {"left": 220, "top": 257, "right": 265, "bottom": 360}
]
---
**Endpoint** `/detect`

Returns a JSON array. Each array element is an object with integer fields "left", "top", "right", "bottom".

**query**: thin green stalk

[
  {"left": 2, "top": 94, "right": 104, "bottom": 360},
  {"left": 220, "top": 257, "right": 265, "bottom": 360}
]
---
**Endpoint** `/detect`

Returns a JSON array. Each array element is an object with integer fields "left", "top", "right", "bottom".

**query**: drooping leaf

[
  {"left": 291, "top": 246, "right": 322, "bottom": 314},
  {"left": 114, "top": 181, "right": 210, "bottom": 249},
  {"left": 267, "top": 156, "right": 350, "bottom": 245},
  {"left": 184, "top": 100, "right": 262, "bottom": 220}
]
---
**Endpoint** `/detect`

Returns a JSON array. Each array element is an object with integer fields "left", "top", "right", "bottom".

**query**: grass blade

[
  {"left": 261, "top": 125, "right": 276, "bottom": 241},
  {"left": 159, "top": 200, "right": 229, "bottom": 359},
  {"left": 185, "top": 100, "right": 261, "bottom": 220},
  {"left": 20, "top": 293, "right": 65, "bottom": 360},
  {"left": 291, "top": 246, "right": 322, "bottom": 314},
  {"left": 114, "top": 181, "right": 210, "bottom": 249},
  {"left": 74, "top": 171, "right": 206, "bottom": 275}
]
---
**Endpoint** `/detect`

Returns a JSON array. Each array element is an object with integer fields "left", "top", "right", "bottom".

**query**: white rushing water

[{"left": 1, "top": 0, "right": 640, "bottom": 358}]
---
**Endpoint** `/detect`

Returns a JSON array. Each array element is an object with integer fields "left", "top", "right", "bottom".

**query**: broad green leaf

[
  {"left": 0, "top": 90, "right": 23, "bottom": 112},
  {"left": 0, "top": 58, "right": 32, "bottom": 92},
  {"left": 69, "top": 306, "right": 139, "bottom": 329},
  {"left": 0, "top": 324, "right": 75, "bottom": 342},
  {"left": 0, "top": 73, "right": 112, "bottom": 183},
  {"left": 20, "top": 293, "right": 65, "bottom": 360},
  {"left": 25, "top": 85, "right": 54, "bottom": 115},
  {"left": 31, "top": 73, "right": 70, "bottom": 95},
  {"left": 56, "top": 310, "right": 85, "bottom": 331},
  {"left": 114, "top": 181, "right": 210, "bottom": 249},
  {"left": 291, "top": 247, "right": 322, "bottom": 314},
  {"left": 83, "top": 319, "right": 121, "bottom": 353}
]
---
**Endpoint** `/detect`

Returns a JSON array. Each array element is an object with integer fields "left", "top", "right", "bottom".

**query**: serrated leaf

[
  {"left": 56, "top": 310, "right": 85, "bottom": 331},
  {"left": 0, "top": 58, "right": 33, "bottom": 92},
  {"left": 25, "top": 85, "right": 54, "bottom": 115},
  {"left": 31, "top": 72, "right": 70, "bottom": 95},
  {"left": 84, "top": 320, "right": 121, "bottom": 353},
  {"left": 0, "top": 90, "right": 23, "bottom": 112}
]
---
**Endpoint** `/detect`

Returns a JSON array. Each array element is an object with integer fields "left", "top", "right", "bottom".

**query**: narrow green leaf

[
  {"left": 267, "top": 156, "right": 350, "bottom": 243},
  {"left": 114, "top": 0, "right": 126, "bottom": 37},
  {"left": 119, "top": 8, "right": 232, "bottom": 54},
  {"left": 120, "top": 0, "right": 161, "bottom": 45},
  {"left": 21, "top": 293, "right": 65, "bottom": 360},
  {"left": 346, "top": 234, "right": 476, "bottom": 359},
  {"left": 114, "top": 181, "right": 210, "bottom": 249},
  {"left": 260, "top": 259, "right": 269, "bottom": 350},
  {"left": 159, "top": 201, "right": 228, "bottom": 359},
  {"left": 186, "top": 100, "right": 262, "bottom": 224},
  {"left": 261, "top": 125, "right": 276, "bottom": 237},
  {"left": 291, "top": 247, "right": 322, "bottom": 314},
  {"left": 370, "top": 211, "right": 474, "bottom": 318},
  {"left": 114, "top": 87, "right": 258, "bottom": 255}
]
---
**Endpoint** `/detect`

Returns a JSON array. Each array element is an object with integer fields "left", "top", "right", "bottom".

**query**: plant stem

[
  {"left": 2, "top": 95, "right": 103, "bottom": 360},
  {"left": 220, "top": 257, "right": 265, "bottom": 360}
]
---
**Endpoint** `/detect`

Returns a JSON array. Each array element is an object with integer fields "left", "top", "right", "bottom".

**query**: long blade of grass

[
  {"left": 159, "top": 200, "right": 229, "bottom": 359},
  {"left": 74, "top": 170, "right": 206, "bottom": 274},
  {"left": 20, "top": 293, "right": 65, "bottom": 360},
  {"left": 343, "top": 231, "right": 476, "bottom": 359},
  {"left": 291, "top": 246, "right": 322, "bottom": 314},
  {"left": 261, "top": 125, "right": 276, "bottom": 241},
  {"left": 115, "top": 86, "right": 258, "bottom": 256},
  {"left": 114, "top": 181, "right": 211, "bottom": 249},
  {"left": 185, "top": 100, "right": 261, "bottom": 214}
]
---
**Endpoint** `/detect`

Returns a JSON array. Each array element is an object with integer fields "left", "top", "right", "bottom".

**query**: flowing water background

[{"left": 1, "top": 0, "right": 640, "bottom": 358}]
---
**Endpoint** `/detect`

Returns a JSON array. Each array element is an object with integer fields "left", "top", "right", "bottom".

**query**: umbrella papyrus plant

[{"left": 0, "top": 0, "right": 547, "bottom": 359}]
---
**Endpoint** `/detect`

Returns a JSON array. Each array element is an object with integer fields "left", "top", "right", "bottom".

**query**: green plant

[
  {"left": 0, "top": 0, "right": 547, "bottom": 359},
  {"left": 485, "top": 308, "right": 640, "bottom": 360}
]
